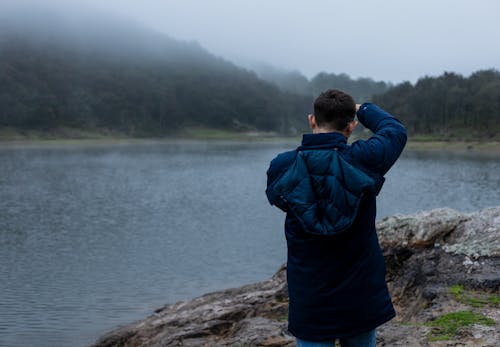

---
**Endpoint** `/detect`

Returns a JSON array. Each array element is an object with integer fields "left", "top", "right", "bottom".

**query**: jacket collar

[{"left": 298, "top": 132, "right": 347, "bottom": 150}]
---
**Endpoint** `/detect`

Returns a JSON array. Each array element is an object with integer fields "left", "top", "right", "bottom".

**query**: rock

[
  {"left": 92, "top": 264, "right": 293, "bottom": 347},
  {"left": 377, "top": 208, "right": 467, "bottom": 252},
  {"left": 442, "top": 207, "right": 500, "bottom": 258},
  {"left": 92, "top": 207, "right": 500, "bottom": 347},
  {"left": 377, "top": 207, "right": 500, "bottom": 258}
]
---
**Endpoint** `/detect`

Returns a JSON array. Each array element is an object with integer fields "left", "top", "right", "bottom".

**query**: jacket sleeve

[
  {"left": 351, "top": 103, "right": 407, "bottom": 176},
  {"left": 266, "top": 150, "right": 296, "bottom": 212}
]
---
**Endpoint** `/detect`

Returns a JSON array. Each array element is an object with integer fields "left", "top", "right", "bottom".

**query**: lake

[{"left": 0, "top": 141, "right": 498, "bottom": 347}]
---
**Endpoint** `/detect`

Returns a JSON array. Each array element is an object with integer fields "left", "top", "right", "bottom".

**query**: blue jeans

[{"left": 296, "top": 329, "right": 376, "bottom": 347}]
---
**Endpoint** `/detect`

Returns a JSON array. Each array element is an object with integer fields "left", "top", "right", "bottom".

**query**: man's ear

[
  {"left": 346, "top": 120, "right": 358, "bottom": 136},
  {"left": 308, "top": 114, "right": 317, "bottom": 130}
]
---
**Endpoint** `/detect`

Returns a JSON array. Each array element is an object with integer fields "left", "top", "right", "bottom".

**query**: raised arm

[{"left": 350, "top": 103, "right": 407, "bottom": 176}]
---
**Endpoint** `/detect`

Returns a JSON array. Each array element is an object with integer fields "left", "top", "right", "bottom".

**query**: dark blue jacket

[{"left": 266, "top": 103, "right": 407, "bottom": 341}]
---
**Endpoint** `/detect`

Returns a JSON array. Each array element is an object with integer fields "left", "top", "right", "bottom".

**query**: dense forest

[
  {"left": 0, "top": 8, "right": 394, "bottom": 137},
  {"left": 373, "top": 70, "right": 500, "bottom": 139},
  {"left": 1, "top": 8, "right": 499, "bottom": 140},
  {"left": 254, "top": 64, "right": 500, "bottom": 140},
  {"left": 0, "top": 10, "right": 314, "bottom": 136}
]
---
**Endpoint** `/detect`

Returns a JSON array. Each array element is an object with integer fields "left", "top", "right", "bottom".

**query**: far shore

[
  {"left": 404, "top": 140, "right": 500, "bottom": 154},
  {"left": 1, "top": 128, "right": 499, "bottom": 154}
]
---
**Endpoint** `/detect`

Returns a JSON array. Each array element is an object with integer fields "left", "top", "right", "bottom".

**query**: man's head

[{"left": 309, "top": 89, "right": 357, "bottom": 136}]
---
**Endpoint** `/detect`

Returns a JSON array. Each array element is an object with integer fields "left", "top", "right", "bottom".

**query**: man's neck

[{"left": 312, "top": 127, "right": 349, "bottom": 138}]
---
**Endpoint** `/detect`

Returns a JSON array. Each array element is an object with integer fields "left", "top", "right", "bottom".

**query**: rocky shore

[{"left": 92, "top": 207, "right": 500, "bottom": 347}]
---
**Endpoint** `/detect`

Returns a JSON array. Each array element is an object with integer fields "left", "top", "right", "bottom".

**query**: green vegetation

[
  {"left": 275, "top": 295, "right": 288, "bottom": 303},
  {"left": 450, "top": 284, "right": 465, "bottom": 298},
  {"left": 1, "top": 9, "right": 499, "bottom": 142},
  {"left": 373, "top": 70, "right": 500, "bottom": 140},
  {"left": 0, "top": 14, "right": 312, "bottom": 137},
  {"left": 423, "top": 286, "right": 500, "bottom": 341},
  {"left": 425, "top": 310, "right": 495, "bottom": 341},
  {"left": 178, "top": 127, "right": 277, "bottom": 141},
  {"left": 278, "top": 314, "right": 288, "bottom": 322},
  {"left": 0, "top": 125, "right": 129, "bottom": 141},
  {"left": 450, "top": 284, "right": 500, "bottom": 308}
]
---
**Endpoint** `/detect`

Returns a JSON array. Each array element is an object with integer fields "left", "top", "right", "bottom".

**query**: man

[{"left": 266, "top": 89, "right": 407, "bottom": 347}]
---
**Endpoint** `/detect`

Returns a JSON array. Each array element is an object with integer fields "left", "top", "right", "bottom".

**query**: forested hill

[
  {"left": 372, "top": 70, "right": 500, "bottom": 140},
  {"left": 1, "top": 8, "right": 498, "bottom": 140},
  {"left": 0, "top": 8, "right": 312, "bottom": 136},
  {"left": 251, "top": 63, "right": 391, "bottom": 101},
  {"left": 250, "top": 63, "right": 500, "bottom": 141}
]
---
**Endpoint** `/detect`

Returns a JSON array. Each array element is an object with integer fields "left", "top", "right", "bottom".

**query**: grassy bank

[
  {"left": 404, "top": 139, "right": 500, "bottom": 154},
  {"left": 0, "top": 126, "right": 300, "bottom": 149},
  {"left": 0, "top": 126, "right": 129, "bottom": 141},
  {"left": 177, "top": 127, "right": 288, "bottom": 141},
  {"left": 1, "top": 126, "right": 500, "bottom": 154}
]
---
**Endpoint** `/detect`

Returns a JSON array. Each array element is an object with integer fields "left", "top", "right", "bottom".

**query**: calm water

[{"left": 0, "top": 141, "right": 498, "bottom": 347}]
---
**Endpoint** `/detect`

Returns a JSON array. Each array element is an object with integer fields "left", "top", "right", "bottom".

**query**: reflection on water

[{"left": 0, "top": 141, "right": 498, "bottom": 347}]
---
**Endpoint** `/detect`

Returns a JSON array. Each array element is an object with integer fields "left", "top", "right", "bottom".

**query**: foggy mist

[
  {"left": 2, "top": 2, "right": 500, "bottom": 347},
  {"left": 2, "top": 0, "right": 499, "bottom": 83}
]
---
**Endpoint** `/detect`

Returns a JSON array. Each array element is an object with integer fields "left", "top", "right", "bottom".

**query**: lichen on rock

[
  {"left": 376, "top": 207, "right": 467, "bottom": 251},
  {"left": 442, "top": 207, "right": 500, "bottom": 258},
  {"left": 377, "top": 207, "right": 500, "bottom": 258}
]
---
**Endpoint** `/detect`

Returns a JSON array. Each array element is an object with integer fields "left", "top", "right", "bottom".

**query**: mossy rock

[
  {"left": 450, "top": 284, "right": 500, "bottom": 308},
  {"left": 425, "top": 310, "right": 496, "bottom": 341}
]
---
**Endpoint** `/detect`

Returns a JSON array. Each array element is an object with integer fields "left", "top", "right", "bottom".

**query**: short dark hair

[{"left": 313, "top": 89, "right": 356, "bottom": 130}]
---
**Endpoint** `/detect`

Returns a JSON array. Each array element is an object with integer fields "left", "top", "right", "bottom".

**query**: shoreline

[
  {"left": 1, "top": 130, "right": 499, "bottom": 154},
  {"left": 404, "top": 140, "right": 500, "bottom": 155},
  {"left": 0, "top": 127, "right": 298, "bottom": 148}
]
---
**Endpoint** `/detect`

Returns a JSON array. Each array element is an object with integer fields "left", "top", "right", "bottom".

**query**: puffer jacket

[{"left": 266, "top": 103, "right": 407, "bottom": 341}]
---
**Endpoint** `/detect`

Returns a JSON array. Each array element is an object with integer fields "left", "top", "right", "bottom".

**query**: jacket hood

[{"left": 266, "top": 149, "right": 376, "bottom": 236}]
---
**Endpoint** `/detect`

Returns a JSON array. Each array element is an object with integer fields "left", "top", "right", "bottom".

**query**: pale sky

[{"left": 5, "top": 0, "right": 500, "bottom": 83}]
